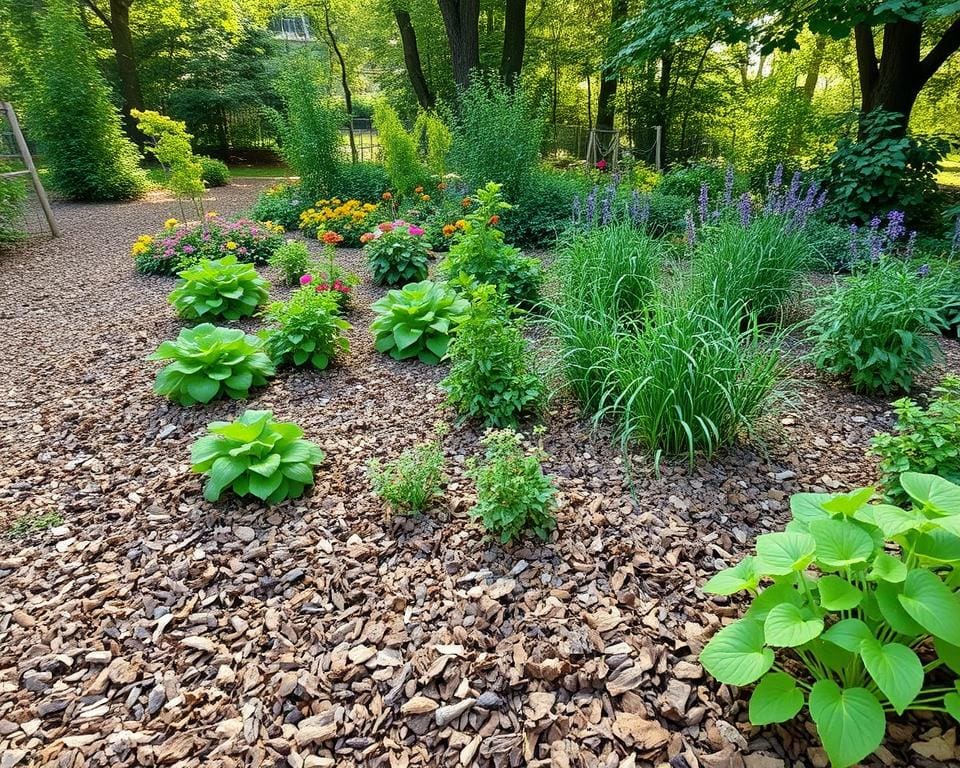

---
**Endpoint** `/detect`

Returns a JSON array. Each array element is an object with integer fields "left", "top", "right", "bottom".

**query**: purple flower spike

[
  {"left": 685, "top": 210, "right": 697, "bottom": 246},
  {"left": 738, "top": 193, "right": 752, "bottom": 227},
  {"left": 698, "top": 183, "right": 709, "bottom": 225},
  {"left": 723, "top": 165, "right": 734, "bottom": 207},
  {"left": 886, "top": 210, "right": 906, "bottom": 242}
]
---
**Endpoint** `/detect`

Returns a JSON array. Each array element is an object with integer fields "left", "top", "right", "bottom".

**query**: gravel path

[{"left": 1, "top": 181, "right": 959, "bottom": 768}]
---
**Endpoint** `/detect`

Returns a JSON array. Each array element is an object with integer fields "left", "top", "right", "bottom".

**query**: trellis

[{"left": 0, "top": 101, "right": 59, "bottom": 237}]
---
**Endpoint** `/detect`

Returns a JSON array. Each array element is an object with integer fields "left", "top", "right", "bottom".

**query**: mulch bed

[{"left": 1, "top": 180, "right": 959, "bottom": 768}]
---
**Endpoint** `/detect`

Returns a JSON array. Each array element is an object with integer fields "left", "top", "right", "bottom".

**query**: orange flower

[
  {"left": 378, "top": 222, "right": 394, "bottom": 233},
  {"left": 420, "top": 194, "right": 431, "bottom": 202},
  {"left": 488, "top": 215, "right": 500, "bottom": 226},
  {"left": 455, "top": 219, "right": 467, "bottom": 229},
  {"left": 382, "top": 191, "right": 393, "bottom": 200},
  {"left": 461, "top": 197, "right": 471, "bottom": 208},
  {"left": 442, "top": 224, "right": 456, "bottom": 237},
  {"left": 437, "top": 182, "right": 447, "bottom": 190},
  {"left": 360, "top": 232, "right": 374, "bottom": 244},
  {"left": 321, "top": 230, "right": 344, "bottom": 245},
  {"left": 414, "top": 186, "right": 424, "bottom": 193}
]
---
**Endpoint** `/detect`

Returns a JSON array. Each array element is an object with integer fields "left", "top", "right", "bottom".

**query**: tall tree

[
  {"left": 323, "top": 1, "right": 357, "bottom": 162},
  {"left": 437, "top": 0, "right": 480, "bottom": 90},
  {"left": 500, "top": 0, "right": 526, "bottom": 86},
  {"left": 595, "top": 0, "right": 627, "bottom": 133},
  {"left": 394, "top": 8, "right": 437, "bottom": 108}
]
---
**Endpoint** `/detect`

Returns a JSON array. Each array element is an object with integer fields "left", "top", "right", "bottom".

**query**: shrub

[
  {"left": 367, "top": 425, "right": 447, "bottom": 515},
  {"left": 449, "top": 77, "right": 544, "bottom": 207},
  {"left": 373, "top": 101, "right": 426, "bottom": 195},
  {"left": 802, "top": 218, "right": 855, "bottom": 273},
  {"left": 871, "top": 376, "right": 960, "bottom": 505},
  {"left": 148, "top": 323, "right": 274, "bottom": 406},
  {"left": 824, "top": 109, "right": 950, "bottom": 227},
  {"left": 261, "top": 286, "right": 350, "bottom": 370},
  {"left": 441, "top": 182, "right": 543, "bottom": 308},
  {"left": 414, "top": 111, "right": 452, "bottom": 177},
  {"left": 251, "top": 183, "right": 309, "bottom": 230},
  {"left": 809, "top": 260, "right": 946, "bottom": 394},
  {"left": 169, "top": 255, "right": 270, "bottom": 322},
  {"left": 299, "top": 198, "right": 381, "bottom": 245},
  {"left": 337, "top": 162, "right": 390, "bottom": 202},
  {"left": 467, "top": 428, "right": 557, "bottom": 544},
  {"left": 657, "top": 161, "right": 744, "bottom": 200},
  {"left": 0, "top": 175, "right": 27, "bottom": 244},
  {"left": 269, "top": 240, "right": 315, "bottom": 286},
  {"left": 692, "top": 216, "right": 810, "bottom": 322},
  {"left": 370, "top": 280, "right": 470, "bottom": 364},
  {"left": 199, "top": 156, "right": 231, "bottom": 187},
  {"left": 699, "top": 473, "right": 960, "bottom": 768},
  {"left": 272, "top": 52, "right": 343, "bottom": 198},
  {"left": 134, "top": 109, "right": 205, "bottom": 217},
  {"left": 646, "top": 192, "right": 690, "bottom": 237},
  {"left": 190, "top": 409, "right": 325, "bottom": 503},
  {"left": 442, "top": 285, "right": 545, "bottom": 427},
  {"left": 31, "top": 0, "right": 146, "bottom": 201},
  {"left": 505, "top": 170, "right": 591, "bottom": 248},
  {"left": 362, "top": 220, "right": 432, "bottom": 286}
]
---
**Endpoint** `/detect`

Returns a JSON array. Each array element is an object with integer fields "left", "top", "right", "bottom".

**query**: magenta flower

[
  {"left": 408, "top": 226, "right": 425, "bottom": 236},
  {"left": 300, "top": 274, "right": 313, "bottom": 285}
]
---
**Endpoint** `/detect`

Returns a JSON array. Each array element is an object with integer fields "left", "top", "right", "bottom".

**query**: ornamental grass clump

[
  {"left": 367, "top": 423, "right": 447, "bottom": 515},
  {"left": 261, "top": 287, "right": 350, "bottom": 370},
  {"left": 169, "top": 255, "right": 270, "bottom": 322},
  {"left": 700, "top": 473, "right": 960, "bottom": 768},
  {"left": 190, "top": 410, "right": 325, "bottom": 503},
  {"left": 362, "top": 220, "right": 432, "bottom": 286},
  {"left": 269, "top": 240, "right": 316, "bottom": 286},
  {"left": 370, "top": 280, "right": 470, "bottom": 364},
  {"left": 148, "top": 324, "right": 274, "bottom": 406}
]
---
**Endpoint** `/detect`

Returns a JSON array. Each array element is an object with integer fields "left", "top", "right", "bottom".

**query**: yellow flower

[
  {"left": 421, "top": 194, "right": 431, "bottom": 202},
  {"left": 164, "top": 218, "right": 179, "bottom": 230},
  {"left": 206, "top": 211, "right": 218, "bottom": 218},
  {"left": 225, "top": 241, "right": 237, "bottom": 250}
]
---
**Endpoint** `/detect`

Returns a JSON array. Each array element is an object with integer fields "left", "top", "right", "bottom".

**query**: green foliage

[
  {"left": 251, "top": 184, "right": 309, "bottom": 230},
  {"left": 148, "top": 323, "right": 274, "bottom": 406},
  {"left": 199, "top": 156, "right": 231, "bottom": 187},
  {"left": 441, "top": 182, "right": 543, "bottom": 307},
  {"left": 337, "top": 162, "right": 390, "bottom": 202},
  {"left": 442, "top": 285, "right": 545, "bottom": 428},
  {"left": 692, "top": 216, "right": 810, "bottom": 322},
  {"left": 373, "top": 101, "right": 426, "bottom": 195},
  {"left": 190, "top": 409, "right": 325, "bottom": 504},
  {"left": 467, "top": 428, "right": 557, "bottom": 544},
  {"left": 169, "top": 255, "right": 270, "bottom": 322},
  {"left": 272, "top": 53, "right": 344, "bottom": 199},
  {"left": 31, "top": 0, "right": 146, "bottom": 201},
  {"left": 700, "top": 474, "right": 960, "bottom": 768},
  {"left": 364, "top": 223, "right": 432, "bottom": 286},
  {"left": 803, "top": 218, "right": 855, "bottom": 273},
  {"left": 261, "top": 287, "right": 350, "bottom": 370},
  {"left": 646, "top": 193, "right": 691, "bottom": 237},
  {"left": 269, "top": 241, "right": 315, "bottom": 286},
  {"left": 370, "top": 280, "right": 470, "bottom": 365},
  {"left": 809, "top": 261, "right": 946, "bottom": 394},
  {"left": 506, "top": 170, "right": 591, "bottom": 248},
  {"left": 449, "top": 78, "right": 545, "bottom": 206},
  {"left": 871, "top": 376, "right": 960, "bottom": 505},
  {"left": 658, "top": 161, "right": 729, "bottom": 199},
  {"left": 134, "top": 109, "right": 205, "bottom": 214},
  {"left": 367, "top": 426, "right": 447, "bottom": 515},
  {"left": 0, "top": 175, "right": 26, "bottom": 244},
  {"left": 7, "top": 511, "right": 63, "bottom": 538},
  {"left": 414, "top": 111, "right": 452, "bottom": 177},
  {"left": 825, "top": 109, "right": 951, "bottom": 226}
]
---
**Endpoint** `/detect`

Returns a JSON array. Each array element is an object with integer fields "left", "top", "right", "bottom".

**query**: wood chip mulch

[{"left": 1, "top": 180, "right": 959, "bottom": 768}]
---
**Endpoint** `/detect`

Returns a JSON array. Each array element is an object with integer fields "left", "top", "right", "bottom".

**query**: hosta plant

[
  {"left": 700, "top": 473, "right": 960, "bottom": 768},
  {"left": 169, "top": 255, "right": 270, "bottom": 322},
  {"left": 190, "top": 409, "right": 325, "bottom": 503},
  {"left": 261, "top": 287, "right": 350, "bottom": 370},
  {"left": 362, "top": 220, "right": 432, "bottom": 286},
  {"left": 370, "top": 280, "right": 470, "bottom": 364},
  {"left": 148, "top": 323, "right": 274, "bottom": 405}
]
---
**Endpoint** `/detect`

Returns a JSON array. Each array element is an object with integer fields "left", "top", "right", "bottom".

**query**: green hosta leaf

[
  {"left": 744, "top": 581, "right": 804, "bottom": 622},
  {"left": 808, "top": 681, "right": 885, "bottom": 768},
  {"left": 856, "top": 503, "right": 927, "bottom": 537},
  {"left": 755, "top": 531, "right": 816, "bottom": 576},
  {"left": 898, "top": 568, "right": 960, "bottom": 645},
  {"left": 817, "top": 575, "right": 863, "bottom": 611},
  {"left": 912, "top": 530, "right": 960, "bottom": 564},
  {"left": 393, "top": 323, "right": 423, "bottom": 351},
  {"left": 822, "top": 619, "right": 873, "bottom": 653},
  {"left": 703, "top": 557, "right": 760, "bottom": 595},
  {"left": 869, "top": 552, "right": 908, "bottom": 583},
  {"left": 821, "top": 486, "right": 874, "bottom": 517},
  {"left": 789, "top": 493, "right": 833, "bottom": 529},
  {"left": 248, "top": 453, "right": 281, "bottom": 477},
  {"left": 186, "top": 376, "right": 220, "bottom": 404},
  {"left": 204, "top": 456, "right": 246, "bottom": 501},
  {"left": 935, "top": 638, "right": 960, "bottom": 675},
  {"left": 945, "top": 691, "right": 960, "bottom": 723},
  {"left": 859, "top": 638, "right": 922, "bottom": 714},
  {"left": 900, "top": 472, "right": 960, "bottom": 514},
  {"left": 876, "top": 580, "right": 924, "bottom": 638},
  {"left": 248, "top": 470, "right": 284, "bottom": 500},
  {"left": 763, "top": 603, "right": 824, "bottom": 648},
  {"left": 809, "top": 518, "right": 875, "bottom": 569},
  {"left": 748, "top": 672, "right": 804, "bottom": 725},
  {"left": 700, "top": 619, "right": 775, "bottom": 686}
]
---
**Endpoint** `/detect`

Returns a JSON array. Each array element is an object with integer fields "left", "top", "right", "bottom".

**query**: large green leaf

[
  {"left": 808, "top": 681, "right": 885, "bottom": 768},
  {"left": 898, "top": 568, "right": 960, "bottom": 645},
  {"left": 809, "top": 518, "right": 875, "bottom": 569},
  {"left": 700, "top": 619, "right": 775, "bottom": 686},
  {"left": 748, "top": 672, "right": 804, "bottom": 725},
  {"left": 703, "top": 557, "right": 760, "bottom": 595},
  {"left": 856, "top": 503, "right": 927, "bottom": 537},
  {"left": 763, "top": 603, "right": 824, "bottom": 648},
  {"left": 821, "top": 487, "right": 874, "bottom": 517},
  {"left": 935, "top": 638, "right": 960, "bottom": 675},
  {"left": 204, "top": 456, "right": 246, "bottom": 501},
  {"left": 789, "top": 493, "right": 833, "bottom": 529},
  {"left": 900, "top": 473, "right": 960, "bottom": 514},
  {"left": 822, "top": 618, "right": 873, "bottom": 653},
  {"left": 859, "top": 638, "right": 922, "bottom": 714},
  {"left": 755, "top": 531, "right": 816, "bottom": 576},
  {"left": 817, "top": 575, "right": 863, "bottom": 611},
  {"left": 868, "top": 552, "right": 908, "bottom": 583}
]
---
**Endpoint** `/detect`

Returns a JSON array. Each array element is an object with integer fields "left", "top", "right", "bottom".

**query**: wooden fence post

[{"left": 2, "top": 101, "right": 59, "bottom": 237}]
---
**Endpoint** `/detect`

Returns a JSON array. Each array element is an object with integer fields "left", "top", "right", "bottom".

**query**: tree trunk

[
  {"left": 500, "top": 0, "right": 526, "bottom": 87},
  {"left": 437, "top": 0, "right": 480, "bottom": 91},
  {"left": 657, "top": 51, "right": 673, "bottom": 167},
  {"left": 105, "top": 0, "right": 144, "bottom": 139},
  {"left": 802, "top": 35, "right": 827, "bottom": 102},
  {"left": 324, "top": 4, "right": 356, "bottom": 162},
  {"left": 394, "top": 9, "right": 436, "bottom": 110},
  {"left": 595, "top": 0, "right": 627, "bottom": 134}
]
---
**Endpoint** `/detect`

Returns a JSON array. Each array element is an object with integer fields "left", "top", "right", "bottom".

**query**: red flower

[
  {"left": 488, "top": 215, "right": 500, "bottom": 226},
  {"left": 321, "top": 231, "right": 344, "bottom": 245},
  {"left": 596, "top": 159, "right": 608, "bottom": 170}
]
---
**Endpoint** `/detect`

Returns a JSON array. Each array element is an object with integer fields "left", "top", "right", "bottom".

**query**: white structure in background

[{"left": 269, "top": 14, "right": 314, "bottom": 44}]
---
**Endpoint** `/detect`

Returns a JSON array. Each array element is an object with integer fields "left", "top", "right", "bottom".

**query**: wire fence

[{"left": 0, "top": 103, "right": 58, "bottom": 242}]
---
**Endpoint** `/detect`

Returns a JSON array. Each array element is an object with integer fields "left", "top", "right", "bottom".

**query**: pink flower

[
  {"left": 300, "top": 274, "right": 313, "bottom": 285},
  {"left": 408, "top": 226, "right": 425, "bottom": 236},
  {"left": 596, "top": 159, "right": 607, "bottom": 170}
]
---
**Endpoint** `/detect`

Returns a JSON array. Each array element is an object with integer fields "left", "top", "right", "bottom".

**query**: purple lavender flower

[
  {"left": 723, "top": 165, "right": 734, "bottom": 207},
  {"left": 786, "top": 172, "right": 802, "bottom": 212},
  {"left": 585, "top": 186, "right": 598, "bottom": 227},
  {"left": 738, "top": 193, "right": 752, "bottom": 227},
  {"left": 815, "top": 189, "right": 828, "bottom": 210},
  {"left": 906, "top": 230, "right": 918, "bottom": 259},
  {"left": 571, "top": 195, "right": 582, "bottom": 226},
  {"left": 685, "top": 210, "right": 697, "bottom": 246},
  {"left": 601, "top": 195, "right": 613, "bottom": 227},
  {"left": 917, "top": 263, "right": 930, "bottom": 278},
  {"left": 886, "top": 210, "right": 906, "bottom": 242},
  {"left": 771, "top": 163, "right": 783, "bottom": 190},
  {"left": 698, "top": 183, "right": 709, "bottom": 225}
]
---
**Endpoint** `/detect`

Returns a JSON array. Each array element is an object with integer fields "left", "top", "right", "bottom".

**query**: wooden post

[
  {"left": 2, "top": 102, "right": 59, "bottom": 237},
  {"left": 654, "top": 125, "right": 662, "bottom": 170}
]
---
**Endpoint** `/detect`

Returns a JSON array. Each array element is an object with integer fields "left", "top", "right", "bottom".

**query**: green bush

[
  {"left": 31, "top": 0, "right": 146, "bottom": 201},
  {"left": 261, "top": 286, "right": 350, "bottom": 370},
  {"left": 692, "top": 216, "right": 810, "bottom": 322},
  {"left": 657, "top": 161, "right": 728, "bottom": 199},
  {"left": 364, "top": 221, "right": 431, "bottom": 286},
  {"left": 251, "top": 183, "right": 309, "bottom": 230},
  {"left": 449, "top": 78, "right": 544, "bottom": 206},
  {"left": 414, "top": 111, "right": 452, "bottom": 177},
  {"left": 505, "top": 171, "right": 590, "bottom": 248},
  {"left": 269, "top": 240, "right": 314, "bottom": 286},
  {"left": 0, "top": 175, "right": 26, "bottom": 244},
  {"left": 370, "top": 280, "right": 470, "bottom": 365},
  {"left": 442, "top": 285, "right": 545, "bottom": 428},
  {"left": 646, "top": 192, "right": 690, "bottom": 237},
  {"left": 337, "top": 162, "right": 390, "bottom": 202},
  {"left": 441, "top": 182, "right": 543, "bottom": 308},
  {"left": 467, "top": 428, "right": 557, "bottom": 544},
  {"left": 190, "top": 409, "right": 325, "bottom": 503},
  {"left": 367, "top": 426, "right": 446, "bottom": 515},
  {"left": 199, "top": 156, "right": 231, "bottom": 187},
  {"left": 871, "top": 376, "right": 960, "bottom": 505},
  {"left": 135, "top": 110, "right": 204, "bottom": 217},
  {"left": 148, "top": 323, "right": 274, "bottom": 406},
  {"left": 700, "top": 473, "right": 960, "bottom": 768},
  {"left": 373, "top": 101, "right": 426, "bottom": 195},
  {"left": 809, "top": 261, "right": 946, "bottom": 394},
  {"left": 802, "top": 218, "right": 855, "bottom": 273},
  {"left": 169, "top": 255, "right": 270, "bottom": 322}
]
